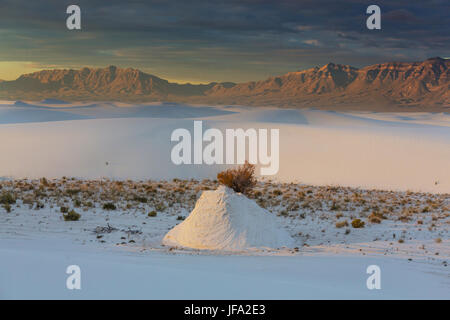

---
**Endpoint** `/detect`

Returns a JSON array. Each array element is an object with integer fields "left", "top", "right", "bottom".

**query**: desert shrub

[
  {"left": 133, "top": 195, "right": 147, "bottom": 203},
  {"left": 368, "top": 211, "right": 385, "bottom": 224},
  {"left": 35, "top": 201, "right": 44, "bottom": 209},
  {"left": 273, "top": 189, "right": 282, "bottom": 196},
  {"left": 0, "top": 192, "right": 16, "bottom": 205},
  {"left": 40, "top": 177, "right": 49, "bottom": 186},
  {"left": 155, "top": 202, "right": 166, "bottom": 212},
  {"left": 287, "top": 203, "right": 299, "bottom": 211},
  {"left": 217, "top": 161, "right": 256, "bottom": 194},
  {"left": 398, "top": 215, "right": 410, "bottom": 222},
  {"left": 66, "top": 189, "right": 81, "bottom": 196},
  {"left": 60, "top": 206, "right": 69, "bottom": 213},
  {"left": 63, "top": 209, "right": 81, "bottom": 221},
  {"left": 351, "top": 218, "right": 365, "bottom": 228},
  {"left": 103, "top": 202, "right": 117, "bottom": 210},
  {"left": 335, "top": 220, "right": 348, "bottom": 228},
  {"left": 435, "top": 238, "right": 442, "bottom": 243},
  {"left": 177, "top": 215, "right": 185, "bottom": 220},
  {"left": 330, "top": 201, "right": 340, "bottom": 211},
  {"left": 3, "top": 203, "right": 11, "bottom": 213},
  {"left": 368, "top": 215, "right": 381, "bottom": 224},
  {"left": 148, "top": 211, "right": 157, "bottom": 217}
]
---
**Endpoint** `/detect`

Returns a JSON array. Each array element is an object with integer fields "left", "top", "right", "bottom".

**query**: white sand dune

[
  {"left": 1, "top": 238, "right": 448, "bottom": 299},
  {"left": 163, "top": 186, "right": 294, "bottom": 250},
  {"left": 0, "top": 100, "right": 449, "bottom": 193}
]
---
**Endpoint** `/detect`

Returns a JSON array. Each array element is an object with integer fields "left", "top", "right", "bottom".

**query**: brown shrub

[
  {"left": 368, "top": 211, "right": 385, "bottom": 224},
  {"left": 0, "top": 192, "right": 16, "bottom": 205},
  {"left": 63, "top": 209, "right": 81, "bottom": 221},
  {"left": 368, "top": 215, "right": 381, "bottom": 224},
  {"left": 351, "top": 218, "right": 365, "bottom": 228},
  {"left": 217, "top": 161, "right": 256, "bottom": 194},
  {"left": 335, "top": 220, "right": 348, "bottom": 228}
]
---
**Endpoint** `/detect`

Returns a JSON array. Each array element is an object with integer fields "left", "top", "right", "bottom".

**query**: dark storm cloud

[{"left": 0, "top": 0, "right": 448, "bottom": 82}]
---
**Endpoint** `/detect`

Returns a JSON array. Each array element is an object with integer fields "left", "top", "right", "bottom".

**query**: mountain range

[{"left": 0, "top": 57, "right": 448, "bottom": 111}]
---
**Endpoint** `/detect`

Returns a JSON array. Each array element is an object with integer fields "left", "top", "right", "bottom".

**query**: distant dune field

[{"left": 0, "top": 101, "right": 449, "bottom": 193}]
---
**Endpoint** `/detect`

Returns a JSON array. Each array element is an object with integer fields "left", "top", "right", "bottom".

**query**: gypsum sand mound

[{"left": 162, "top": 186, "right": 294, "bottom": 251}]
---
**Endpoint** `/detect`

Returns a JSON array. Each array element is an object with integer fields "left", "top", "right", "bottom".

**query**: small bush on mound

[
  {"left": 217, "top": 161, "right": 256, "bottom": 194},
  {"left": 60, "top": 206, "right": 69, "bottom": 213},
  {"left": 63, "top": 209, "right": 81, "bottom": 221},
  {"left": 351, "top": 218, "right": 365, "bottom": 228},
  {"left": 103, "top": 202, "right": 116, "bottom": 210},
  {"left": 148, "top": 211, "right": 157, "bottom": 217}
]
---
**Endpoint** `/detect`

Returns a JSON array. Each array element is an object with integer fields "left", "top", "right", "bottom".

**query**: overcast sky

[{"left": 0, "top": 0, "right": 448, "bottom": 83}]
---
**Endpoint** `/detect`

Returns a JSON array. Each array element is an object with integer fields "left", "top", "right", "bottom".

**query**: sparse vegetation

[
  {"left": 330, "top": 201, "right": 340, "bottom": 211},
  {"left": 0, "top": 177, "right": 448, "bottom": 251},
  {"left": 368, "top": 211, "right": 385, "bottom": 224},
  {"left": 273, "top": 189, "right": 282, "bottom": 196},
  {"left": 103, "top": 202, "right": 117, "bottom": 210},
  {"left": 63, "top": 209, "right": 81, "bottom": 221},
  {"left": 335, "top": 220, "right": 348, "bottom": 228},
  {"left": 155, "top": 202, "right": 166, "bottom": 212},
  {"left": 351, "top": 218, "right": 365, "bottom": 228},
  {"left": 134, "top": 195, "right": 147, "bottom": 203},
  {"left": 3, "top": 203, "right": 11, "bottom": 213},
  {"left": 0, "top": 192, "right": 16, "bottom": 205}
]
